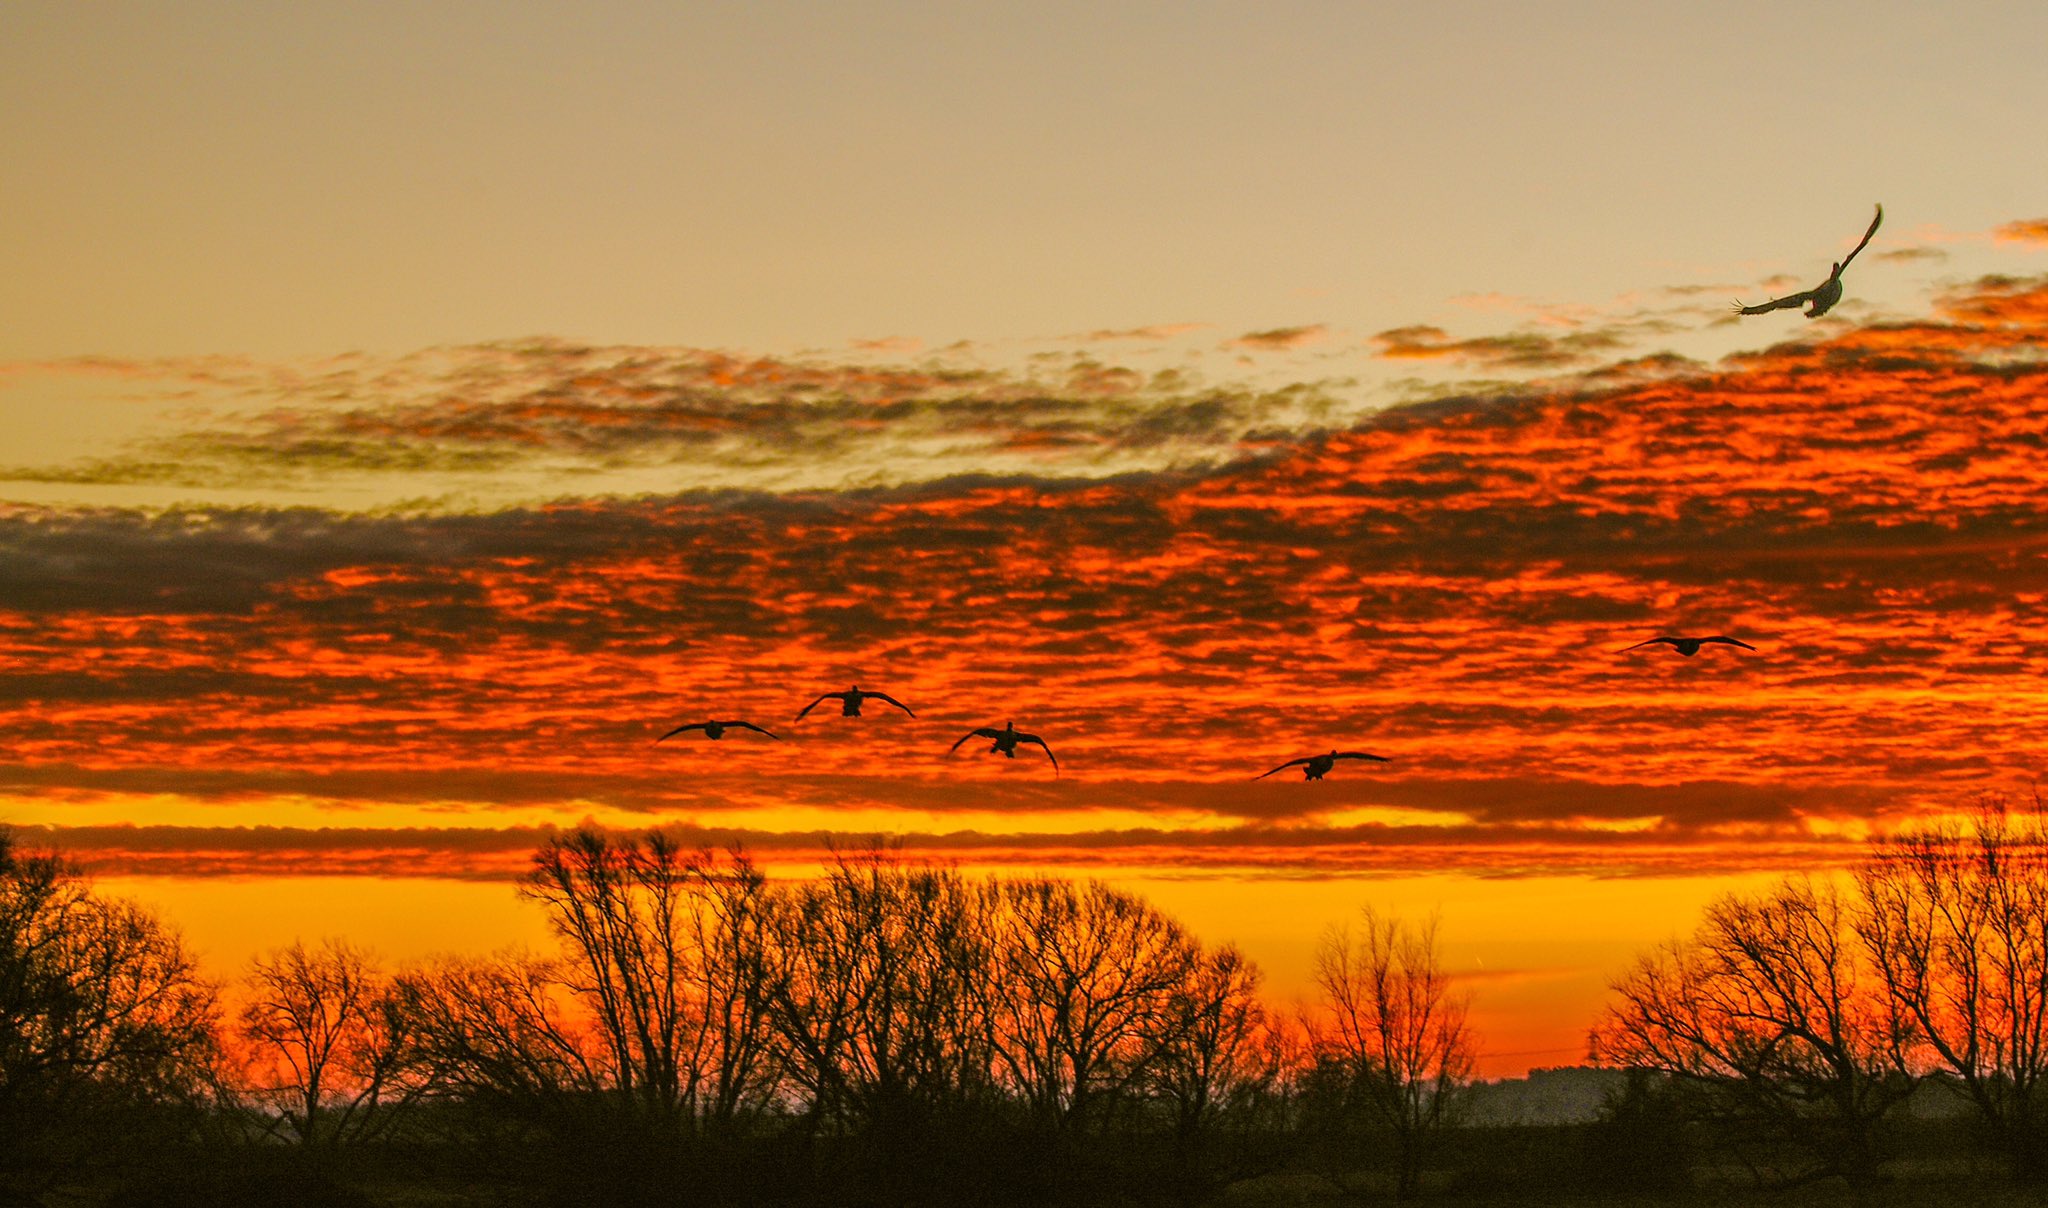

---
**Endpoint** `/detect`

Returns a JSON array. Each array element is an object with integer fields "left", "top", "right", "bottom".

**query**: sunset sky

[{"left": 6, "top": 2, "right": 2048, "bottom": 1075}]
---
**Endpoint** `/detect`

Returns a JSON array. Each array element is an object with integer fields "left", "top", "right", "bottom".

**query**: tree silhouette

[
  {"left": 1858, "top": 799, "right": 2048, "bottom": 1180},
  {"left": 235, "top": 938, "right": 419, "bottom": 1148},
  {"left": 1590, "top": 877, "right": 1914, "bottom": 1188},
  {"left": 0, "top": 830, "right": 219, "bottom": 1199},
  {"left": 517, "top": 827, "right": 782, "bottom": 1135},
  {"left": 1144, "top": 942, "right": 1284, "bottom": 1194},
  {"left": 989, "top": 877, "right": 1199, "bottom": 1138},
  {"left": 394, "top": 950, "right": 599, "bottom": 1128},
  {"left": 765, "top": 847, "right": 999, "bottom": 1200},
  {"left": 1308, "top": 907, "right": 1473, "bottom": 1200}
]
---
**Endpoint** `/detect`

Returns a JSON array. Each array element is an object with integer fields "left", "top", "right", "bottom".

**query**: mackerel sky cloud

[{"left": 7, "top": 269, "right": 2048, "bottom": 882}]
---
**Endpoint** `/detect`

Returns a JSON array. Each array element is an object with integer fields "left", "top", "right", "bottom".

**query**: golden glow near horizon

[
  {"left": 8, "top": 3, "right": 2048, "bottom": 1076},
  {"left": 98, "top": 866, "right": 1792, "bottom": 1080}
]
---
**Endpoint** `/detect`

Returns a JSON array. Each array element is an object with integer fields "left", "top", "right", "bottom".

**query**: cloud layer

[
  {"left": 7, "top": 274, "right": 2048, "bottom": 878},
  {"left": 0, "top": 342, "right": 1355, "bottom": 501}
]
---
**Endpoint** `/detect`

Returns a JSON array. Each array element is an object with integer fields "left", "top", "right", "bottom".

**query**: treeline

[
  {"left": 0, "top": 827, "right": 1474, "bottom": 1207},
  {"left": 19, "top": 809, "right": 2048, "bottom": 1206},
  {"left": 1592, "top": 802, "right": 2048, "bottom": 1191}
]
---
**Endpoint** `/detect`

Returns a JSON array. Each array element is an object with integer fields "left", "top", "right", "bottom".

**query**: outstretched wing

[
  {"left": 1836, "top": 204, "right": 1883, "bottom": 275},
  {"left": 726, "top": 720, "right": 782, "bottom": 739},
  {"left": 1734, "top": 290, "right": 1816, "bottom": 316},
  {"left": 1018, "top": 732, "right": 1059, "bottom": 775},
  {"left": 794, "top": 693, "right": 837, "bottom": 721},
  {"left": 1619, "top": 638, "right": 1677, "bottom": 653},
  {"left": 1702, "top": 636, "right": 1757, "bottom": 651},
  {"left": 869, "top": 691, "right": 916, "bottom": 717},
  {"left": 949, "top": 727, "right": 1000, "bottom": 754},
  {"left": 655, "top": 722, "right": 708, "bottom": 743},
  {"left": 1254, "top": 757, "right": 1309, "bottom": 781},
  {"left": 1331, "top": 752, "right": 1390, "bottom": 763}
]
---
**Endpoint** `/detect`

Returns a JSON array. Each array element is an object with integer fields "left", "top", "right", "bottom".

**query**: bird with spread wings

[
  {"left": 794, "top": 685, "right": 916, "bottom": 721},
  {"left": 949, "top": 721, "right": 1059, "bottom": 775},
  {"left": 655, "top": 719, "right": 780, "bottom": 742},
  {"left": 1255, "top": 750, "right": 1389, "bottom": 781},
  {"left": 1619, "top": 635, "right": 1756, "bottom": 658},
  {"left": 1734, "top": 204, "right": 1883, "bottom": 319}
]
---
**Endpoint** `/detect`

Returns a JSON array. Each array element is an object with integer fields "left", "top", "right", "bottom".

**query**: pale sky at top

[{"left": 5, "top": 1, "right": 2045, "bottom": 366}]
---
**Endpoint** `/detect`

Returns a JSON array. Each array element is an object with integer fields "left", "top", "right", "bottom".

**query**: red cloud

[{"left": 5, "top": 275, "right": 2048, "bottom": 877}]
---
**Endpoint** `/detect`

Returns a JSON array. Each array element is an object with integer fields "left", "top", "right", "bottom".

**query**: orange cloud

[
  {"left": 1081, "top": 323, "right": 1209, "bottom": 341},
  {"left": 849, "top": 336, "right": 922, "bottom": 353},
  {"left": 1993, "top": 218, "right": 2048, "bottom": 246},
  {"left": 1228, "top": 324, "right": 1328, "bottom": 351},
  {"left": 6, "top": 274, "right": 2048, "bottom": 878}
]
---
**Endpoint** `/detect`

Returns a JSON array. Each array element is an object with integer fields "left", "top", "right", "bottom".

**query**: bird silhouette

[
  {"left": 794, "top": 685, "right": 916, "bottom": 721},
  {"left": 655, "top": 719, "right": 780, "bottom": 743},
  {"left": 1620, "top": 635, "right": 1757, "bottom": 657},
  {"left": 1255, "top": 750, "right": 1389, "bottom": 781},
  {"left": 1734, "top": 204, "right": 1883, "bottom": 319},
  {"left": 949, "top": 721, "right": 1058, "bottom": 775}
]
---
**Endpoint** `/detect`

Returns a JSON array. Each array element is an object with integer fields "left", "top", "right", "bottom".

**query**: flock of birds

[
  {"left": 658, "top": 208, "right": 1883, "bottom": 782},
  {"left": 660, "top": 637, "right": 1761, "bottom": 781},
  {"left": 658, "top": 686, "right": 1063, "bottom": 775}
]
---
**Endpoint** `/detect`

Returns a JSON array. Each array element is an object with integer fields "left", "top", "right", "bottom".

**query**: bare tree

[
  {"left": 393, "top": 950, "right": 603, "bottom": 1129},
  {"left": 688, "top": 845, "right": 784, "bottom": 1129},
  {"left": 1591, "top": 877, "right": 1914, "bottom": 1188},
  {"left": 520, "top": 828, "right": 697, "bottom": 1130},
  {"left": 1145, "top": 942, "right": 1282, "bottom": 1188},
  {"left": 767, "top": 848, "right": 996, "bottom": 1135},
  {"left": 0, "top": 831, "right": 219, "bottom": 1197},
  {"left": 235, "top": 938, "right": 419, "bottom": 1147},
  {"left": 517, "top": 828, "right": 783, "bottom": 1133},
  {"left": 1858, "top": 799, "right": 2048, "bottom": 1179},
  {"left": 1308, "top": 907, "right": 1473, "bottom": 1200},
  {"left": 988, "top": 877, "right": 1199, "bottom": 1135}
]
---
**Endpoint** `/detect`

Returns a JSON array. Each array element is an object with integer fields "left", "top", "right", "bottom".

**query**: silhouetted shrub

[
  {"left": 1579, "top": 1068, "right": 1692, "bottom": 1192},
  {"left": 1441, "top": 1124, "right": 1584, "bottom": 1197}
]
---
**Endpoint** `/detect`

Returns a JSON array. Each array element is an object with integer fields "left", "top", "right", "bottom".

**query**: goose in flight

[
  {"left": 949, "top": 721, "right": 1059, "bottom": 775},
  {"left": 1620, "top": 635, "right": 1757, "bottom": 657},
  {"left": 1255, "top": 750, "right": 1389, "bottom": 781},
  {"left": 1734, "top": 204, "right": 1883, "bottom": 319},
  {"left": 794, "top": 685, "right": 916, "bottom": 721},
  {"left": 655, "top": 719, "right": 780, "bottom": 743}
]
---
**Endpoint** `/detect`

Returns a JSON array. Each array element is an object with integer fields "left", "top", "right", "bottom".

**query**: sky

[{"left": 5, "top": 1, "right": 2048, "bottom": 1075}]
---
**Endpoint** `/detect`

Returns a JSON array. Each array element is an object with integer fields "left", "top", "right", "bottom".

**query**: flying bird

[
  {"left": 794, "top": 685, "right": 916, "bottom": 721},
  {"left": 1620, "top": 635, "right": 1757, "bottom": 657},
  {"left": 949, "top": 721, "right": 1059, "bottom": 775},
  {"left": 1733, "top": 204, "right": 1883, "bottom": 319},
  {"left": 655, "top": 719, "right": 780, "bottom": 743},
  {"left": 1255, "top": 750, "right": 1389, "bottom": 781}
]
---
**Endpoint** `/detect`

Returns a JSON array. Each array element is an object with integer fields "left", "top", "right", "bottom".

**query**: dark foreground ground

[
  {"left": 1220, "top": 1171, "right": 2048, "bottom": 1208},
  {"left": 52, "top": 1160, "right": 2048, "bottom": 1208},
  {"left": 128, "top": 1169, "right": 2048, "bottom": 1208},
  {"left": 28, "top": 1116, "right": 2048, "bottom": 1208}
]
